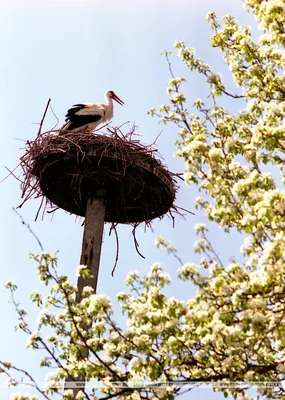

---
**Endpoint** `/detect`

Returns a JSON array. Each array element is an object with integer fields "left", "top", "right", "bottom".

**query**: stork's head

[{"left": 105, "top": 90, "right": 125, "bottom": 106}]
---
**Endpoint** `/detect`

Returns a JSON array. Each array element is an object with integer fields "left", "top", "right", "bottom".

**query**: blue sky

[{"left": 0, "top": 0, "right": 257, "bottom": 398}]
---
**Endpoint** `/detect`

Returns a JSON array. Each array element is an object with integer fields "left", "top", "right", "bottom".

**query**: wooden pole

[
  {"left": 77, "top": 189, "right": 106, "bottom": 298},
  {"left": 64, "top": 189, "right": 106, "bottom": 397}
]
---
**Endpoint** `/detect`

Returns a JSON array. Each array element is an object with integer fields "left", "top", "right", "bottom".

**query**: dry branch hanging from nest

[{"left": 19, "top": 126, "right": 181, "bottom": 226}]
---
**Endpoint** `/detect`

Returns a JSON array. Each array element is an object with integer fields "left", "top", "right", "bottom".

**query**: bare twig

[
  {"left": 13, "top": 208, "right": 44, "bottom": 251},
  {"left": 201, "top": 231, "right": 224, "bottom": 267},
  {"left": 164, "top": 53, "right": 193, "bottom": 134},
  {"left": 0, "top": 364, "right": 50, "bottom": 400},
  {"left": 169, "top": 247, "right": 184, "bottom": 266}
]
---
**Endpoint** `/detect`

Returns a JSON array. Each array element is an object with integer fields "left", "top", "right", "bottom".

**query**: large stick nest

[{"left": 19, "top": 127, "right": 180, "bottom": 225}]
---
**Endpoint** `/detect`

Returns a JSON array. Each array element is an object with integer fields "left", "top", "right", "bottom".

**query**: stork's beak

[{"left": 112, "top": 93, "right": 125, "bottom": 106}]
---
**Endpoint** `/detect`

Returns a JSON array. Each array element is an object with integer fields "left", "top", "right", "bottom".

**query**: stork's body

[{"left": 60, "top": 90, "right": 124, "bottom": 133}]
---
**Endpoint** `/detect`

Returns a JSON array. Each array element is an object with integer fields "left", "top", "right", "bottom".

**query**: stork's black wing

[
  {"left": 65, "top": 104, "right": 87, "bottom": 121},
  {"left": 62, "top": 104, "right": 101, "bottom": 131},
  {"left": 65, "top": 115, "right": 101, "bottom": 130}
]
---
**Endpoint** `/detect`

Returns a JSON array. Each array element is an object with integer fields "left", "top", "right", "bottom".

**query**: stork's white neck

[
  {"left": 105, "top": 93, "right": 114, "bottom": 120},
  {"left": 105, "top": 92, "right": 112, "bottom": 106}
]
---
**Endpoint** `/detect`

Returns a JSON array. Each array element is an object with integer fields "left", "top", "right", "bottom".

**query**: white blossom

[
  {"left": 76, "top": 264, "right": 87, "bottom": 277},
  {"left": 26, "top": 330, "right": 40, "bottom": 347},
  {"left": 36, "top": 309, "right": 48, "bottom": 324}
]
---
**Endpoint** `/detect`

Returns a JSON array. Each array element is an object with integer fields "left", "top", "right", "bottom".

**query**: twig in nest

[
  {"left": 34, "top": 196, "right": 45, "bottom": 222},
  {"left": 0, "top": 163, "right": 21, "bottom": 184},
  {"left": 169, "top": 209, "right": 175, "bottom": 228},
  {"left": 109, "top": 223, "right": 119, "bottom": 277},
  {"left": 96, "top": 121, "right": 112, "bottom": 133},
  {"left": 47, "top": 207, "right": 60, "bottom": 214},
  {"left": 175, "top": 205, "right": 195, "bottom": 216},
  {"left": 174, "top": 173, "right": 185, "bottom": 182},
  {"left": 132, "top": 227, "right": 145, "bottom": 259},
  {"left": 118, "top": 121, "right": 130, "bottom": 130},
  {"left": 17, "top": 187, "right": 35, "bottom": 209},
  {"left": 50, "top": 104, "right": 59, "bottom": 130},
  {"left": 150, "top": 131, "right": 162, "bottom": 146},
  {"left": 37, "top": 98, "right": 51, "bottom": 137},
  {"left": 13, "top": 208, "right": 44, "bottom": 252},
  {"left": 4, "top": 166, "right": 23, "bottom": 183}
]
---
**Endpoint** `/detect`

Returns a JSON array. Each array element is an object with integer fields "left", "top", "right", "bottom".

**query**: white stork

[{"left": 60, "top": 90, "right": 124, "bottom": 133}]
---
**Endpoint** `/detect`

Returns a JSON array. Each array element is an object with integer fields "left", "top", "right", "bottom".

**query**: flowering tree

[{"left": 2, "top": 0, "right": 285, "bottom": 399}]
